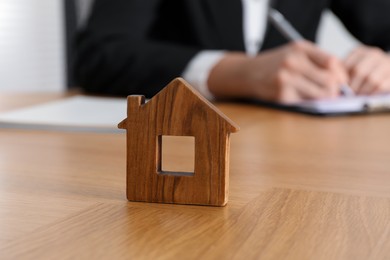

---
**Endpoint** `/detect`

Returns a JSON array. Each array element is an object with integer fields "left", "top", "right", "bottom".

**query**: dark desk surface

[{"left": 1, "top": 93, "right": 390, "bottom": 259}]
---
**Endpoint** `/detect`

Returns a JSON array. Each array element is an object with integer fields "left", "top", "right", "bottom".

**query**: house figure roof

[{"left": 118, "top": 77, "right": 239, "bottom": 133}]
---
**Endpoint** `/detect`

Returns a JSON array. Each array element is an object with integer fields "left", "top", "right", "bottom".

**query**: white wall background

[
  {"left": 0, "top": 0, "right": 65, "bottom": 92},
  {"left": 0, "top": 1, "right": 360, "bottom": 93}
]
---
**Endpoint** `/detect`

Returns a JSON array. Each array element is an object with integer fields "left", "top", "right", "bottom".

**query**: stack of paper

[{"left": 0, "top": 96, "right": 128, "bottom": 132}]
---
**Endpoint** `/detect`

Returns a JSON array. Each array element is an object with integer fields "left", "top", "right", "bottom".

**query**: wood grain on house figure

[{"left": 118, "top": 78, "right": 239, "bottom": 206}]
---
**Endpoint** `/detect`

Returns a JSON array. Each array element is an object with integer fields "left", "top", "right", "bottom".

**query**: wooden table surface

[{"left": 1, "top": 94, "right": 390, "bottom": 259}]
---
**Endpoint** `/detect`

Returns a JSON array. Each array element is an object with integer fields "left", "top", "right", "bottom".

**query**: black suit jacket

[{"left": 74, "top": 0, "right": 390, "bottom": 97}]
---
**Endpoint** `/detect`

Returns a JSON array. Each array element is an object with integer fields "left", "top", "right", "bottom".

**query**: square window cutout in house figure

[{"left": 158, "top": 135, "right": 195, "bottom": 176}]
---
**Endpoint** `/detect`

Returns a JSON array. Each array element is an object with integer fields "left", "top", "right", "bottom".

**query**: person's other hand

[
  {"left": 344, "top": 45, "right": 390, "bottom": 95},
  {"left": 208, "top": 41, "right": 348, "bottom": 104}
]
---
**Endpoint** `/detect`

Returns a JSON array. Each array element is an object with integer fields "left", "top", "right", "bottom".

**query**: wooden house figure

[{"left": 118, "top": 78, "right": 239, "bottom": 206}]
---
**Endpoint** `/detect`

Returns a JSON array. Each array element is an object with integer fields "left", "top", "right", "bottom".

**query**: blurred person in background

[{"left": 74, "top": 0, "right": 390, "bottom": 104}]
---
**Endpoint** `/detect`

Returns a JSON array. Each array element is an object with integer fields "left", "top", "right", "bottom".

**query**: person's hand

[
  {"left": 344, "top": 45, "right": 390, "bottom": 95},
  {"left": 208, "top": 41, "right": 348, "bottom": 104}
]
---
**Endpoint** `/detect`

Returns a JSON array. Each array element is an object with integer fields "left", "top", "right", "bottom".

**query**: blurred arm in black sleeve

[{"left": 74, "top": 0, "right": 199, "bottom": 97}]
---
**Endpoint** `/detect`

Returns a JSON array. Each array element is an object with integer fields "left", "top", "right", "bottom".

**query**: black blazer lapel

[
  {"left": 261, "top": 0, "right": 290, "bottom": 51},
  {"left": 205, "top": 0, "right": 245, "bottom": 51}
]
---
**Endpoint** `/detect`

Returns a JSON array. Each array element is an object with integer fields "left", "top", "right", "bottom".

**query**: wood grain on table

[{"left": 1, "top": 94, "right": 390, "bottom": 259}]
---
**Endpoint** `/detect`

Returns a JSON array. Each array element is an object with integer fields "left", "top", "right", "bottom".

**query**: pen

[{"left": 268, "top": 8, "right": 354, "bottom": 97}]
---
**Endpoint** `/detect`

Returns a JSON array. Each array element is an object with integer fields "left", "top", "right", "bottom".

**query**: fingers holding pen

[
  {"left": 208, "top": 41, "right": 353, "bottom": 104},
  {"left": 297, "top": 41, "right": 349, "bottom": 89},
  {"left": 283, "top": 41, "right": 346, "bottom": 98},
  {"left": 267, "top": 10, "right": 350, "bottom": 98}
]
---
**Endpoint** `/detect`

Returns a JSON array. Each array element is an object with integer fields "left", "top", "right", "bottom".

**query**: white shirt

[{"left": 182, "top": 0, "right": 270, "bottom": 99}]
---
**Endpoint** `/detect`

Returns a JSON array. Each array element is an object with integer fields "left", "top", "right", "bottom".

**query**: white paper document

[
  {"left": 0, "top": 96, "right": 128, "bottom": 132},
  {"left": 291, "top": 94, "right": 390, "bottom": 115}
]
